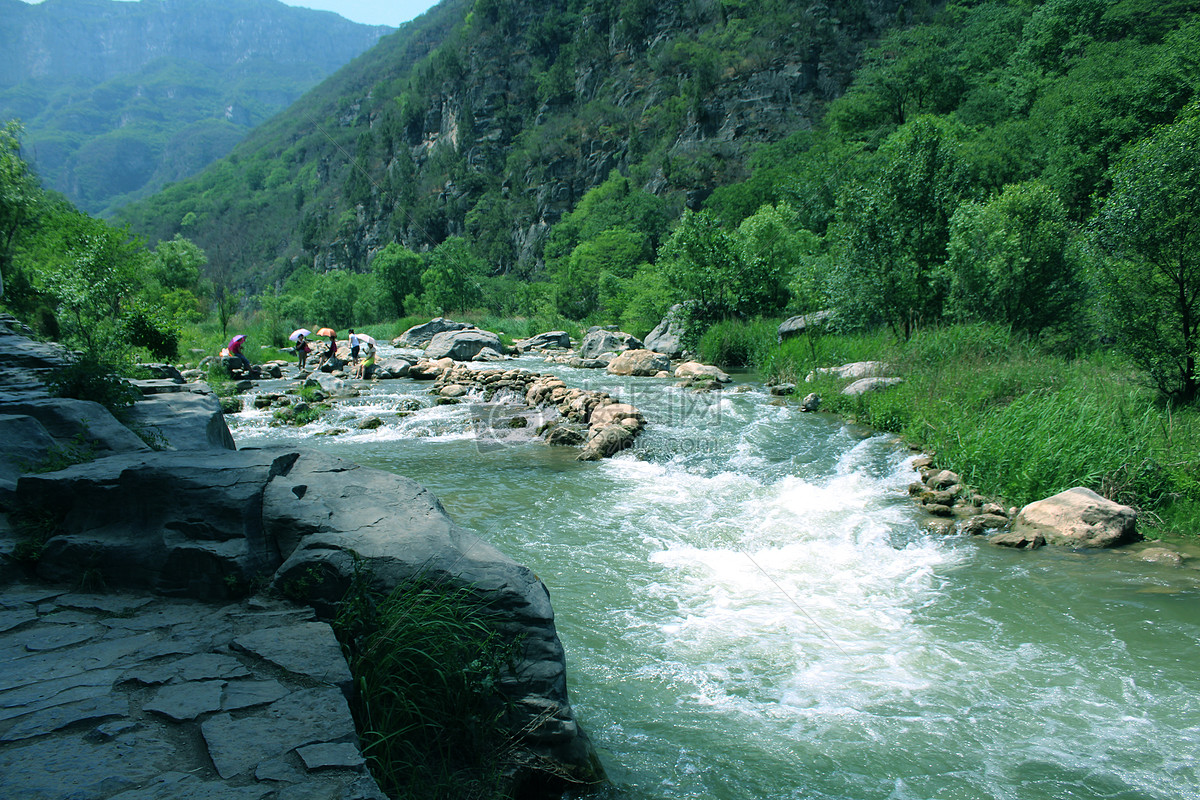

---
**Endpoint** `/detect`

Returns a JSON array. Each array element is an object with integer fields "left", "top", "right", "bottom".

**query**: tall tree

[
  {"left": 1089, "top": 108, "right": 1200, "bottom": 403},
  {"left": 0, "top": 122, "right": 40, "bottom": 300}
]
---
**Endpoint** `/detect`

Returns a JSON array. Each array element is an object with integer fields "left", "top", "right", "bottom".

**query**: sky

[{"left": 17, "top": 0, "right": 441, "bottom": 27}]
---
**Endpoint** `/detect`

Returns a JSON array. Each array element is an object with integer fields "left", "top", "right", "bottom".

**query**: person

[
  {"left": 227, "top": 335, "right": 251, "bottom": 373},
  {"left": 348, "top": 329, "right": 360, "bottom": 364},
  {"left": 318, "top": 331, "right": 337, "bottom": 368},
  {"left": 295, "top": 334, "right": 312, "bottom": 370},
  {"left": 352, "top": 339, "right": 376, "bottom": 379}
]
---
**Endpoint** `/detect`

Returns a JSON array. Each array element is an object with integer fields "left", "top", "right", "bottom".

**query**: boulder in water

[{"left": 1012, "top": 487, "right": 1140, "bottom": 548}]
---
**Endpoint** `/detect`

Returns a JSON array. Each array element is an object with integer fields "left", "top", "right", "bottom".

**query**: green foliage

[
  {"left": 421, "top": 237, "right": 485, "bottom": 315},
  {"left": 828, "top": 116, "right": 976, "bottom": 339},
  {"left": 946, "top": 181, "right": 1081, "bottom": 336},
  {"left": 0, "top": 121, "right": 39, "bottom": 301},
  {"left": 695, "top": 318, "right": 777, "bottom": 368},
  {"left": 333, "top": 572, "right": 523, "bottom": 799},
  {"left": 1088, "top": 106, "right": 1200, "bottom": 403},
  {"left": 370, "top": 243, "right": 424, "bottom": 318},
  {"left": 45, "top": 353, "right": 142, "bottom": 416},
  {"left": 122, "top": 299, "right": 181, "bottom": 360}
]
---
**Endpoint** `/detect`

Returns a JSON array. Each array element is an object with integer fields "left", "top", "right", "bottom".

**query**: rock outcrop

[{"left": 0, "top": 317, "right": 605, "bottom": 795}]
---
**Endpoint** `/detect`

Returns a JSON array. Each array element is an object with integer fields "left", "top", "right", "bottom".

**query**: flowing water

[{"left": 231, "top": 351, "right": 1200, "bottom": 800}]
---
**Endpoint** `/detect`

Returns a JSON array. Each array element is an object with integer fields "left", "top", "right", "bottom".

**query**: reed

[{"left": 333, "top": 574, "right": 522, "bottom": 800}]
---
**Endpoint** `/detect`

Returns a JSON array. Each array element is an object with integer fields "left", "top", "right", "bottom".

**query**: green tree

[
  {"left": 657, "top": 209, "right": 743, "bottom": 319},
  {"left": 0, "top": 121, "right": 40, "bottom": 301},
  {"left": 554, "top": 227, "right": 650, "bottom": 319},
  {"left": 149, "top": 234, "right": 207, "bottom": 291},
  {"left": 1089, "top": 109, "right": 1200, "bottom": 403},
  {"left": 370, "top": 242, "right": 423, "bottom": 317},
  {"left": 828, "top": 116, "right": 975, "bottom": 338},
  {"left": 946, "top": 181, "right": 1080, "bottom": 336},
  {"left": 44, "top": 221, "right": 145, "bottom": 353},
  {"left": 420, "top": 237, "right": 484, "bottom": 314},
  {"left": 735, "top": 203, "right": 810, "bottom": 317}
]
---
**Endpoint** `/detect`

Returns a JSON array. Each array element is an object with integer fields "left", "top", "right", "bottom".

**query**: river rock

[
  {"left": 841, "top": 377, "right": 904, "bottom": 396},
  {"left": 989, "top": 529, "right": 1046, "bottom": 549},
  {"left": 516, "top": 331, "right": 572, "bottom": 350},
  {"left": 395, "top": 317, "right": 473, "bottom": 348},
  {"left": 674, "top": 361, "right": 731, "bottom": 383},
  {"left": 800, "top": 393, "right": 821, "bottom": 412},
  {"left": 777, "top": 310, "right": 834, "bottom": 342},
  {"left": 578, "top": 424, "right": 637, "bottom": 461},
  {"left": 807, "top": 361, "right": 890, "bottom": 382},
  {"left": 579, "top": 329, "right": 642, "bottom": 359},
  {"left": 121, "top": 382, "right": 237, "bottom": 452},
  {"left": 643, "top": 304, "right": 690, "bottom": 357},
  {"left": 1138, "top": 546, "right": 1185, "bottom": 566},
  {"left": 1012, "top": 487, "right": 1140, "bottom": 548},
  {"left": 263, "top": 449, "right": 602, "bottom": 781},
  {"left": 961, "top": 514, "right": 1010, "bottom": 536},
  {"left": 425, "top": 329, "right": 505, "bottom": 361},
  {"left": 607, "top": 349, "right": 670, "bottom": 377}
]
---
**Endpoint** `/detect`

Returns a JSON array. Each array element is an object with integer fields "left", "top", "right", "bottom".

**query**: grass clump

[
  {"left": 334, "top": 574, "right": 523, "bottom": 799},
  {"left": 695, "top": 318, "right": 777, "bottom": 368}
]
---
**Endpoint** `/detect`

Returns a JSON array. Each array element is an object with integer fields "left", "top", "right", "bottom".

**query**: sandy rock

[{"left": 1012, "top": 487, "right": 1139, "bottom": 548}]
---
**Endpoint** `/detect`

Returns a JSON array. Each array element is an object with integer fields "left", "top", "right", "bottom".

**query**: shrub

[
  {"left": 696, "top": 318, "right": 777, "bottom": 368},
  {"left": 45, "top": 354, "right": 141, "bottom": 416}
]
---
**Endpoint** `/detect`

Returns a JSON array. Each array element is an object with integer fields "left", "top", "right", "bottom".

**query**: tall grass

[
  {"left": 333, "top": 574, "right": 523, "bottom": 800},
  {"left": 695, "top": 318, "right": 777, "bottom": 368},
  {"left": 770, "top": 322, "right": 1200, "bottom": 534}
]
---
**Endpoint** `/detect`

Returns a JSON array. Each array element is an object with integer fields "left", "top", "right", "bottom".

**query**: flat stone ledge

[{"left": 0, "top": 584, "right": 382, "bottom": 799}]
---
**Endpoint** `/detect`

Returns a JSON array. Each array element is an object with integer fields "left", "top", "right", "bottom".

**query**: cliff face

[
  {"left": 118, "top": 0, "right": 907, "bottom": 286},
  {"left": 0, "top": 0, "right": 393, "bottom": 214}
]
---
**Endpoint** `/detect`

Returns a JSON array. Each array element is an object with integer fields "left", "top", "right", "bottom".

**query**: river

[{"left": 230, "top": 352, "right": 1200, "bottom": 800}]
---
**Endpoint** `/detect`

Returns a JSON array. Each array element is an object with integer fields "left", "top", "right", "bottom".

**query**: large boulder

[
  {"left": 20, "top": 449, "right": 299, "bottom": 597},
  {"left": 0, "top": 397, "right": 151, "bottom": 458},
  {"left": 1011, "top": 487, "right": 1140, "bottom": 548},
  {"left": 516, "top": 331, "right": 572, "bottom": 351},
  {"left": 425, "top": 329, "right": 506, "bottom": 362},
  {"left": 394, "top": 317, "right": 474, "bottom": 348},
  {"left": 643, "top": 304, "right": 690, "bottom": 358},
  {"left": 606, "top": 349, "right": 670, "bottom": 377},
  {"left": 777, "top": 310, "right": 834, "bottom": 342},
  {"left": 15, "top": 446, "right": 604, "bottom": 787},
  {"left": 579, "top": 329, "right": 642, "bottom": 360},
  {"left": 121, "top": 383, "right": 236, "bottom": 452},
  {"left": 674, "top": 361, "right": 731, "bottom": 383}
]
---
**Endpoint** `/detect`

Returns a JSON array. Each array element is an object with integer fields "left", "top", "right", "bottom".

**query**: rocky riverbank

[{"left": 0, "top": 314, "right": 605, "bottom": 798}]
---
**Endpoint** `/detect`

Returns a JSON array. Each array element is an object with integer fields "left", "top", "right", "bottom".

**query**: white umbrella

[
  {"left": 357, "top": 333, "right": 376, "bottom": 346},
  {"left": 289, "top": 328, "right": 312, "bottom": 342}
]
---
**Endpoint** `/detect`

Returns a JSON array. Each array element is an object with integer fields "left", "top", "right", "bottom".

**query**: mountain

[
  {"left": 116, "top": 0, "right": 907, "bottom": 289},
  {"left": 0, "top": 0, "right": 393, "bottom": 215}
]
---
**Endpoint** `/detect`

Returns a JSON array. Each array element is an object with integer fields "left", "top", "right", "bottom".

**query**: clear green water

[{"left": 232, "top": 355, "right": 1200, "bottom": 800}]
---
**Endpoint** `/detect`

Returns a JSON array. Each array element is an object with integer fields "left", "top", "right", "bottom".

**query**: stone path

[{"left": 0, "top": 584, "right": 384, "bottom": 800}]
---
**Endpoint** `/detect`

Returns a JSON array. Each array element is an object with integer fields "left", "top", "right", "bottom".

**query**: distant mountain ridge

[{"left": 0, "top": 0, "right": 393, "bottom": 215}]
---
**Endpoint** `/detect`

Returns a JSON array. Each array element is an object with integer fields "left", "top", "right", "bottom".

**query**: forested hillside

[
  {"left": 117, "top": 0, "right": 909, "bottom": 287},
  {"left": 0, "top": 0, "right": 392, "bottom": 216}
]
